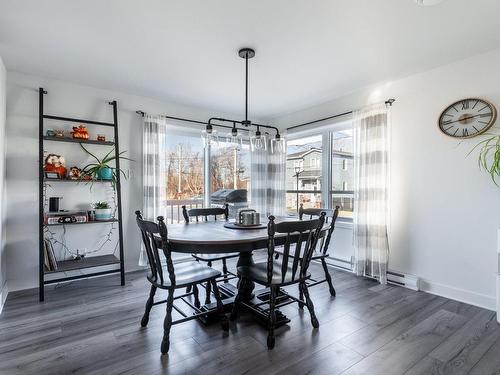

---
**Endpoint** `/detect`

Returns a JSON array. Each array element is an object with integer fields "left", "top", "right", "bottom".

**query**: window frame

[{"left": 286, "top": 117, "right": 354, "bottom": 222}]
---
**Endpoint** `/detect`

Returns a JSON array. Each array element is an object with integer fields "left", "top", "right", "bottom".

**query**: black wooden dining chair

[
  {"left": 182, "top": 204, "right": 239, "bottom": 304},
  {"left": 135, "top": 211, "right": 229, "bottom": 354},
  {"left": 230, "top": 213, "right": 326, "bottom": 349},
  {"left": 276, "top": 204, "right": 340, "bottom": 300}
]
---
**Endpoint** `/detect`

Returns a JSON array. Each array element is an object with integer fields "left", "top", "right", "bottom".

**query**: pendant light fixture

[
  {"left": 271, "top": 132, "right": 286, "bottom": 154},
  {"left": 251, "top": 126, "right": 267, "bottom": 151},
  {"left": 201, "top": 122, "right": 218, "bottom": 148},
  {"left": 225, "top": 121, "right": 243, "bottom": 150},
  {"left": 202, "top": 47, "right": 285, "bottom": 154}
]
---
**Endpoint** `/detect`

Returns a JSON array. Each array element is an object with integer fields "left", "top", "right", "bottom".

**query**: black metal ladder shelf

[{"left": 38, "top": 87, "right": 125, "bottom": 301}]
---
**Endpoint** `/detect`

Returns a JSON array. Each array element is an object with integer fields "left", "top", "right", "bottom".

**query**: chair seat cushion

[
  {"left": 237, "top": 261, "right": 310, "bottom": 286},
  {"left": 191, "top": 253, "right": 240, "bottom": 262},
  {"left": 148, "top": 261, "right": 221, "bottom": 288},
  {"left": 274, "top": 246, "right": 327, "bottom": 260}
]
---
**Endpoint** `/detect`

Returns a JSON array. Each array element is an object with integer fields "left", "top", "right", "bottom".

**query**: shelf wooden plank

[
  {"left": 43, "top": 114, "right": 115, "bottom": 127},
  {"left": 45, "top": 254, "right": 120, "bottom": 274},
  {"left": 43, "top": 136, "right": 114, "bottom": 146},
  {"left": 43, "top": 178, "right": 111, "bottom": 184},
  {"left": 45, "top": 219, "right": 118, "bottom": 227}
]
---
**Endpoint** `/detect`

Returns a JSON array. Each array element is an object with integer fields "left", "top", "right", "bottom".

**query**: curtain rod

[
  {"left": 135, "top": 111, "right": 237, "bottom": 130},
  {"left": 286, "top": 98, "right": 395, "bottom": 131}
]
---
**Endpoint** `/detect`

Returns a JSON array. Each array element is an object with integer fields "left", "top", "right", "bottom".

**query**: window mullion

[
  {"left": 204, "top": 144, "right": 211, "bottom": 207},
  {"left": 321, "top": 130, "right": 331, "bottom": 209}
]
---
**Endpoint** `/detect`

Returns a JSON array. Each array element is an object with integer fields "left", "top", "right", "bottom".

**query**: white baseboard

[
  {"left": 325, "top": 261, "right": 495, "bottom": 311},
  {"left": 0, "top": 280, "right": 8, "bottom": 315},
  {"left": 419, "top": 278, "right": 496, "bottom": 312}
]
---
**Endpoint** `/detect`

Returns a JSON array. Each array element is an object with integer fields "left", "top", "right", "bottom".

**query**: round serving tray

[{"left": 223, "top": 222, "right": 267, "bottom": 230}]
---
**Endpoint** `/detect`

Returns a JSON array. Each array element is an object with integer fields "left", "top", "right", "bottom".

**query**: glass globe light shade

[
  {"left": 271, "top": 134, "right": 286, "bottom": 154},
  {"left": 201, "top": 127, "right": 218, "bottom": 148},
  {"left": 250, "top": 130, "right": 267, "bottom": 151}
]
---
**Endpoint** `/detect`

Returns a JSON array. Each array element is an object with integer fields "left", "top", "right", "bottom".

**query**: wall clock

[{"left": 438, "top": 98, "right": 497, "bottom": 138}]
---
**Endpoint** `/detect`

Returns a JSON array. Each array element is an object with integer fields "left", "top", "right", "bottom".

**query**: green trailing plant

[
  {"left": 471, "top": 132, "right": 500, "bottom": 186},
  {"left": 93, "top": 201, "right": 110, "bottom": 209},
  {"left": 80, "top": 144, "right": 133, "bottom": 189}
]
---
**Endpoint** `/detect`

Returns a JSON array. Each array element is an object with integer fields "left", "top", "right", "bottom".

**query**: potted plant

[
  {"left": 80, "top": 145, "right": 132, "bottom": 189},
  {"left": 93, "top": 201, "right": 113, "bottom": 221},
  {"left": 473, "top": 131, "right": 500, "bottom": 323},
  {"left": 476, "top": 133, "right": 500, "bottom": 185}
]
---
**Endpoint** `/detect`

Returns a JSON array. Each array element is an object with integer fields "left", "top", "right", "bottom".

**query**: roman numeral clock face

[{"left": 439, "top": 98, "right": 497, "bottom": 138}]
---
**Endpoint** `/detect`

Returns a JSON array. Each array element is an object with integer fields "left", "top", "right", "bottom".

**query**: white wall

[
  {"left": 0, "top": 57, "right": 7, "bottom": 311},
  {"left": 274, "top": 48, "right": 500, "bottom": 310},
  {"left": 5, "top": 71, "right": 242, "bottom": 292}
]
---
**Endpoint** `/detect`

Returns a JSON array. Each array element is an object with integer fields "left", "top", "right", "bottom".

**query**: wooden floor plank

[
  {"left": 467, "top": 336, "right": 500, "bottom": 375},
  {"left": 428, "top": 309, "right": 500, "bottom": 374},
  {"left": 340, "top": 293, "right": 448, "bottom": 356},
  {"left": 274, "top": 342, "right": 364, "bottom": 375},
  {"left": 340, "top": 309, "right": 467, "bottom": 375},
  {"left": 404, "top": 356, "right": 445, "bottom": 375}
]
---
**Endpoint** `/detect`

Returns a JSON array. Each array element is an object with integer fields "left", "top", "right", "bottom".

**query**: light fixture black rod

[
  {"left": 245, "top": 54, "right": 248, "bottom": 122},
  {"left": 135, "top": 111, "right": 241, "bottom": 131},
  {"left": 286, "top": 98, "right": 395, "bottom": 131},
  {"left": 208, "top": 117, "right": 279, "bottom": 134},
  {"left": 136, "top": 111, "right": 279, "bottom": 134}
]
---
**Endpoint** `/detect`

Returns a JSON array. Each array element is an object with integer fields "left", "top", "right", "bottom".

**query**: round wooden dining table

[
  {"left": 164, "top": 218, "right": 329, "bottom": 326},
  {"left": 167, "top": 220, "right": 277, "bottom": 305}
]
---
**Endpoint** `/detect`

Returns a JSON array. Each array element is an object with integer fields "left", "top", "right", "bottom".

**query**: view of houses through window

[
  {"left": 331, "top": 129, "right": 354, "bottom": 219},
  {"left": 285, "top": 124, "right": 354, "bottom": 220},
  {"left": 286, "top": 135, "right": 323, "bottom": 213}
]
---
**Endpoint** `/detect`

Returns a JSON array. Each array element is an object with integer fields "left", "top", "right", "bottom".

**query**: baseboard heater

[{"left": 387, "top": 270, "right": 420, "bottom": 291}]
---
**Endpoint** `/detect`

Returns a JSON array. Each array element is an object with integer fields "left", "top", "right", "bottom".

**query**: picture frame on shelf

[{"left": 44, "top": 171, "right": 60, "bottom": 180}]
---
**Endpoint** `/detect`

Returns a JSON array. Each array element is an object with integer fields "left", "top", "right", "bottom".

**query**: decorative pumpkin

[
  {"left": 44, "top": 154, "right": 67, "bottom": 179},
  {"left": 71, "top": 125, "right": 90, "bottom": 140}
]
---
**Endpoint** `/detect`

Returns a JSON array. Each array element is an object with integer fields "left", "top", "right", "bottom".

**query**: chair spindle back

[
  {"left": 298, "top": 204, "right": 340, "bottom": 255},
  {"left": 135, "top": 211, "right": 176, "bottom": 286},
  {"left": 182, "top": 204, "right": 229, "bottom": 223},
  {"left": 267, "top": 213, "right": 326, "bottom": 284}
]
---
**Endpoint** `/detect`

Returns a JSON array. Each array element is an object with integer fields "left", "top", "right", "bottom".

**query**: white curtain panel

[
  {"left": 353, "top": 103, "right": 390, "bottom": 284},
  {"left": 138, "top": 115, "right": 167, "bottom": 266},
  {"left": 250, "top": 138, "right": 286, "bottom": 218}
]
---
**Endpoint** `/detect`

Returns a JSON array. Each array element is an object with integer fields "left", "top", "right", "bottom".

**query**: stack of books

[{"left": 43, "top": 239, "right": 58, "bottom": 271}]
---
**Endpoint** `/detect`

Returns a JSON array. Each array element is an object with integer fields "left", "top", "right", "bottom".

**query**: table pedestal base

[{"left": 197, "top": 282, "right": 290, "bottom": 328}]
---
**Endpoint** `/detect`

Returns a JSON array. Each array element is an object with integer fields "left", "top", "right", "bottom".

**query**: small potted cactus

[{"left": 93, "top": 201, "right": 113, "bottom": 221}]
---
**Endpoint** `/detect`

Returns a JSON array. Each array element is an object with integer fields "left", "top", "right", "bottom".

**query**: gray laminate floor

[{"left": 1, "top": 260, "right": 499, "bottom": 375}]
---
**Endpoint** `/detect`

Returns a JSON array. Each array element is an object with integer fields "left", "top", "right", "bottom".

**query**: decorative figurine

[
  {"left": 71, "top": 125, "right": 90, "bottom": 140},
  {"left": 68, "top": 166, "right": 82, "bottom": 180},
  {"left": 44, "top": 154, "right": 67, "bottom": 179},
  {"left": 54, "top": 129, "right": 64, "bottom": 138},
  {"left": 46, "top": 129, "right": 56, "bottom": 137},
  {"left": 97, "top": 134, "right": 106, "bottom": 142}
]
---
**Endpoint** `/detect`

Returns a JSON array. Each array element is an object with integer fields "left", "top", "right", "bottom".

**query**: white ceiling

[{"left": 1, "top": 0, "right": 500, "bottom": 118}]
